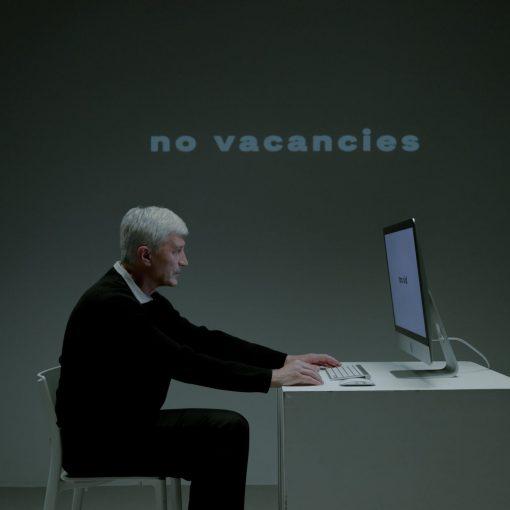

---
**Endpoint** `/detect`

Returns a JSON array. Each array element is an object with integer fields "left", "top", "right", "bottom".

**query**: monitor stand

[{"left": 391, "top": 290, "right": 459, "bottom": 378}]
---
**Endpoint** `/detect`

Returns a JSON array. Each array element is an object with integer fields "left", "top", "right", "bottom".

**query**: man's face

[{"left": 150, "top": 234, "right": 188, "bottom": 287}]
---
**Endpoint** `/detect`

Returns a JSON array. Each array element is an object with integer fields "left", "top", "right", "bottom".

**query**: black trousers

[{"left": 62, "top": 409, "right": 250, "bottom": 510}]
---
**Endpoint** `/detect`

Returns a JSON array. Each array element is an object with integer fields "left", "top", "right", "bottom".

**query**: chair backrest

[{"left": 37, "top": 366, "right": 62, "bottom": 447}]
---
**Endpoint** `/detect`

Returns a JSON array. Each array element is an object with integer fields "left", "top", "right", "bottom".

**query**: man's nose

[{"left": 180, "top": 251, "right": 189, "bottom": 266}]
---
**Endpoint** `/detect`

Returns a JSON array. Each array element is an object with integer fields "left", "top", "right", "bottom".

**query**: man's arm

[
  {"left": 151, "top": 294, "right": 287, "bottom": 369},
  {"left": 109, "top": 295, "right": 277, "bottom": 392},
  {"left": 149, "top": 294, "right": 341, "bottom": 387}
]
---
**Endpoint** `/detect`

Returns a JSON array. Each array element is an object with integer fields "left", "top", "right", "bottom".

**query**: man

[{"left": 56, "top": 206, "right": 340, "bottom": 510}]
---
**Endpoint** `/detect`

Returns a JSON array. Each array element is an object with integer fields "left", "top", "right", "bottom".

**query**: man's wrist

[
  {"left": 285, "top": 354, "right": 295, "bottom": 365},
  {"left": 271, "top": 368, "right": 281, "bottom": 388}
]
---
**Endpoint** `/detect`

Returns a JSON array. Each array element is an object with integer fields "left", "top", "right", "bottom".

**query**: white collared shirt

[{"left": 113, "top": 261, "right": 153, "bottom": 304}]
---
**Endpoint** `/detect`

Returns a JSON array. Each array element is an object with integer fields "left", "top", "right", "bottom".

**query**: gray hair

[{"left": 120, "top": 206, "right": 189, "bottom": 264}]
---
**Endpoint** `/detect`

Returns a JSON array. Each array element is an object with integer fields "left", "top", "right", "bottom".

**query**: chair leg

[
  {"left": 71, "top": 488, "right": 84, "bottom": 510},
  {"left": 154, "top": 477, "right": 167, "bottom": 510},
  {"left": 169, "top": 477, "right": 182, "bottom": 510},
  {"left": 43, "top": 452, "right": 61, "bottom": 510}
]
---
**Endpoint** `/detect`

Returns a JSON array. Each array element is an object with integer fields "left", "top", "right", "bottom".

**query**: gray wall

[{"left": 2, "top": 1, "right": 509, "bottom": 485}]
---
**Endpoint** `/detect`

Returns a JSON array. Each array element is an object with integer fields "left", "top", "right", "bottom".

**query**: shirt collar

[{"left": 113, "top": 261, "right": 153, "bottom": 304}]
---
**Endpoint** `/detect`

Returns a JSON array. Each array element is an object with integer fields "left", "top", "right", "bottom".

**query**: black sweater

[{"left": 56, "top": 268, "right": 287, "bottom": 432}]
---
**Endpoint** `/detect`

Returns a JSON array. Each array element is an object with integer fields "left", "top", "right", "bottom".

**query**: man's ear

[{"left": 137, "top": 245, "right": 152, "bottom": 266}]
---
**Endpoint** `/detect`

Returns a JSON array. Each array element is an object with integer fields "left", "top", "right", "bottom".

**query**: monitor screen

[{"left": 384, "top": 225, "right": 427, "bottom": 339}]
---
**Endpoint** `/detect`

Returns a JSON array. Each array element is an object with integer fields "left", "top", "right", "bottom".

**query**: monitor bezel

[{"left": 382, "top": 218, "right": 431, "bottom": 347}]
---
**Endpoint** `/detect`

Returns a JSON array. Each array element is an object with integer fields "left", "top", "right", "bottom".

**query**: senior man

[{"left": 56, "top": 206, "right": 340, "bottom": 510}]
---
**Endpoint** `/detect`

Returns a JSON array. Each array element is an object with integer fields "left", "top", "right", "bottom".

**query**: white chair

[{"left": 37, "top": 366, "right": 183, "bottom": 510}]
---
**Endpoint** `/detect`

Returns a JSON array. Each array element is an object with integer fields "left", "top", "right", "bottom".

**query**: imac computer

[{"left": 383, "top": 218, "right": 459, "bottom": 378}]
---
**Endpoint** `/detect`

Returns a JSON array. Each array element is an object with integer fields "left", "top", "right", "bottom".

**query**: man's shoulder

[{"left": 75, "top": 268, "right": 139, "bottom": 311}]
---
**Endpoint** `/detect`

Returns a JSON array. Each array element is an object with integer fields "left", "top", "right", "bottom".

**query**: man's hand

[
  {"left": 271, "top": 360, "right": 324, "bottom": 387},
  {"left": 284, "top": 353, "right": 341, "bottom": 368}
]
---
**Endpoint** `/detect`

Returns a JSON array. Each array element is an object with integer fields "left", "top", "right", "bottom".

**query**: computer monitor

[{"left": 383, "top": 219, "right": 458, "bottom": 377}]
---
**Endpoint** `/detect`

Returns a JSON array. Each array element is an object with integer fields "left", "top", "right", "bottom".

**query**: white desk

[{"left": 277, "top": 361, "right": 510, "bottom": 510}]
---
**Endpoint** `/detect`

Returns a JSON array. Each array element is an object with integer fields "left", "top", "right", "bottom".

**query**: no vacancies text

[{"left": 150, "top": 129, "right": 420, "bottom": 153}]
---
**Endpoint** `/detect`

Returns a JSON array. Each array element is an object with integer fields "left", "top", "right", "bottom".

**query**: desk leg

[{"left": 277, "top": 389, "right": 286, "bottom": 510}]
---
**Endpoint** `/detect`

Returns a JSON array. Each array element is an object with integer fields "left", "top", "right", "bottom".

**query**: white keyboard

[{"left": 325, "top": 364, "right": 370, "bottom": 381}]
